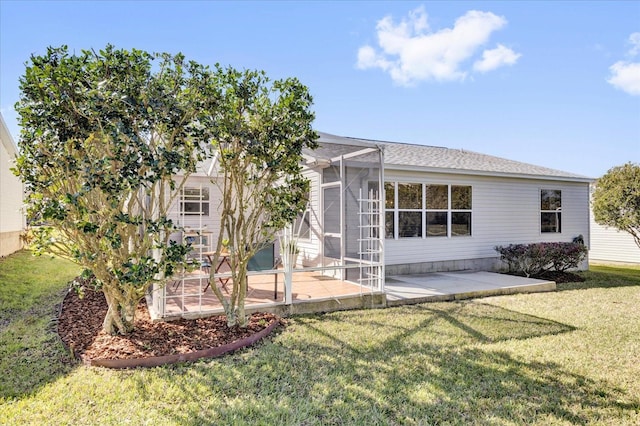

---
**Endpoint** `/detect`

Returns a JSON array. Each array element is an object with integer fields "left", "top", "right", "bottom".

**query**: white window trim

[
  {"left": 385, "top": 182, "right": 473, "bottom": 239},
  {"left": 450, "top": 185, "right": 473, "bottom": 238},
  {"left": 296, "top": 199, "right": 312, "bottom": 241},
  {"left": 540, "top": 189, "right": 562, "bottom": 234},
  {"left": 180, "top": 186, "right": 210, "bottom": 216},
  {"left": 425, "top": 184, "right": 449, "bottom": 238},
  {"left": 397, "top": 182, "right": 423, "bottom": 239}
]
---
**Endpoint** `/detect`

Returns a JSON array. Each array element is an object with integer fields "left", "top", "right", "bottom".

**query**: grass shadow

[
  {"left": 311, "top": 301, "right": 576, "bottom": 344},
  {"left": 0, "top": 251, "right": 81, "bottom": 400},
  {"left": 418, "top": 301, "right": 576, "bottom": 342},
  {"left": 150, "top": 302, "right": 637, "bottom": 425},
  {"left": 0, "top": 287, "right": 79, "bottom": 400}
]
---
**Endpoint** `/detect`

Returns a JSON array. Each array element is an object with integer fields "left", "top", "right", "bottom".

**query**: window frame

[
  {"left": 540, "top": 189, "right": 562, "bottom": 233},
  {"left": 180, "top": 186, "right": 210, "bottom": 216},
  {"left": 397, "top": 182, "right": 424, "bottom": 238},
  {"left": 425, "top": 184, "right": 449, "bottom": 238},
  {"left": 450, "top": 185, "right": 472, "bottom": 237},
  {"left": 295, "top": 196, "right": 312, "bottom": 241},
  {"left": 384, "top": 182, "right": 472, "bottom": 239}
]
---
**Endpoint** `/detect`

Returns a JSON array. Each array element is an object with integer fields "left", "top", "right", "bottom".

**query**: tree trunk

[
  {"left": 221, "top": 266, "right": 249, "bottom": 328},
  {"left": 101, "top": 288, "right": 139, "bottom": 335}
]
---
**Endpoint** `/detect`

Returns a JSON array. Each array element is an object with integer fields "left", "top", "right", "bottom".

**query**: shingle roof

[{"left": 317, "top": 131, "right": 592, "bottom": 182}]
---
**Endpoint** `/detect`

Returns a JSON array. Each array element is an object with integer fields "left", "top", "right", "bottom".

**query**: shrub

[
  {"left": 495, "top": 244, "right": 550, "bottom": 277},
  {"left": 547, "top": 242, "right": 588, "bottom": 272},
  {"left": 495, "top": 242, "right": 587, "bottom": 276}
]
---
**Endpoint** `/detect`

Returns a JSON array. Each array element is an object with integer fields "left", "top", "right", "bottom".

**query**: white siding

[
  {"left": 383, "top": 170, "right": 590, "bottom": 267},
  {"left": 297, "top": 170, "right": 322, "bottom": 266},
  {"left": 167, "top": 176, "right": 222, "bottom": 250},
  {"left": 590, "top": 214, "right": 640, "bottom": 264},
  {"left": 168, "top": 172, "right": 327, "bottom": 266},
  {"left": 0, "top": 116, "right": 24, "bottom": 256}
]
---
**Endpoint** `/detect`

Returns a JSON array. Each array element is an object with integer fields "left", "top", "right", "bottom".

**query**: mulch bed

[{"left": 57, "top": 286, "right": 280, "bottom": 363}]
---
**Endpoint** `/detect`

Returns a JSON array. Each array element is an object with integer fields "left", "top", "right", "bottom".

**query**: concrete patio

[
  {"left": 153, "top": 269, "right": 556, "bottom": 321},
  {"left": 385, "top": 271, "right": 556, "bottom": 306}
]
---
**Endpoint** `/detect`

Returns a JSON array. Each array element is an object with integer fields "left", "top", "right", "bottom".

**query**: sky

[{"left": 1, "top": 1, "right": 639, "bottom": 178}]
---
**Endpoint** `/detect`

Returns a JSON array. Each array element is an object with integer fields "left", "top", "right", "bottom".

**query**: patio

[
  {"left": 149, "top": 269, "right": 556, "bottom": 321},
  {"left": 154, "top": 268, "right": 376, "bottom": 320},
  {"left": 385, "top": 271, "right": 556, "bottom": 306}
]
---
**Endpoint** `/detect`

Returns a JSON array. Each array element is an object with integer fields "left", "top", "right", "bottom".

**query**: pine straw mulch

[{"left": 57, "top": 286, "right": 281, "bottom": 362}]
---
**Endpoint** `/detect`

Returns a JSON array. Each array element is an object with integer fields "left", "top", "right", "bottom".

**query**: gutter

[{"left": 384, "top": 164, "right": 594, "bottom": 184}]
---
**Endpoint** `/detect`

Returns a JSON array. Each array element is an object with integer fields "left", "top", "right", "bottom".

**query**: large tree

[
  {"left": 200, "top": 66, "right": 318, "bottom": 327},
  {"left": 592, "top": 162, "right": 640, "bottom": 248},
  {"left": 14, "top": 45, "right": 210, "bottom": 334}
]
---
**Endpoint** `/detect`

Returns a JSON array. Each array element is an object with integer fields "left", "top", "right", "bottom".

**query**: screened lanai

[{"left": 147, "top": 133, "right": 385, "bottom": 320}]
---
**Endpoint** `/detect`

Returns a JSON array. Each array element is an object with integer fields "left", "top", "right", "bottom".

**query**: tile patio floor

[{"left": 162, "top": 269, "right": 370, "bottom": 316}]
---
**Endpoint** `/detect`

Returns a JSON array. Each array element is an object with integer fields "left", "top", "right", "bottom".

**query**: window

[
  {"left": 295, "top": 197, "right": 311, "bottom": 240},
  {"left": 426, "top": 185, "right": 448, "bottom": 237},
  {"left": 384, "top": 182, "right": 472, "bottom": 239},
  {"left": 384, "top": 183, "right": 395, "bottom": 238},
  {"left": 398, "top": 183, "right": 423, "bottom": 237},
  {"left": 541, "top": 189, "right": 561, "bottom": 233},
  {"left": 180, "top": 187, "right": 210, "bottom": 216},
  {"left": 322, "top": 165, "right": 340, "bottom": 183},
  {"left": 451, "top": 186, "right": 472, "bottom": 236}
]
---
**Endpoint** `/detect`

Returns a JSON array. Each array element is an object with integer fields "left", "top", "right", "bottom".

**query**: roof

[{"left": 316, "top": 131, "right": 592, "bottom": 183}]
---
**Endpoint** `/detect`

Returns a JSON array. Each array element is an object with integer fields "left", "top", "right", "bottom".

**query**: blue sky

[{"left": 1, "top": 1, "right": 638, "bottom": 178}]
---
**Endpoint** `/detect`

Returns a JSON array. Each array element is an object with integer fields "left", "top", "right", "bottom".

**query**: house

[
  {"left": 0, "top": 113, "right": 24, "bottom": 257},
  {"left": 298, "top": 132, "right": 592, "bottom": 275},
  {"left": 589, "top": 208, "right": 640, "bottom": 264},
  {"left": 153, "top": 132, "right": 592, "bottom": 319}
]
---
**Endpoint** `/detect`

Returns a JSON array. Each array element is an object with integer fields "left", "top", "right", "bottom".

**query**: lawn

[{"left": 1, "top": 251, "right": 639, "bottom": 425}]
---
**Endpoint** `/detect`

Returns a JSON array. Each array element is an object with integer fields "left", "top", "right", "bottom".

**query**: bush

[
  {"left": 547, "top": 242, "right": 589, "bottom": 272},
  {"left": 495, "top": 242, "right": 587, "bottom": 277}
]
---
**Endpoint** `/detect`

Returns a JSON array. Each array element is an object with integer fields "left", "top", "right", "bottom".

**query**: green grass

[
  {"left": 0, "top": 250, "right": 80, "bottom": 315},
  {"left": 1, "top": 255, "right": 639, "bottom": 425},
  {"left": 0, "top": 251, "right": 81, "bottom": 400}
]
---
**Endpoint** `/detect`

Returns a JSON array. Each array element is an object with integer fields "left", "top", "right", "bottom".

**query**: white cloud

[
  {"left": 357, "top": 45, "right": 392, "bottom": 71},
  {"left": 607, "top": 33, "right": 640, "bottom": 96},
  {"left": 473, "top": 44, "right": 521, "bottom": 72},
  {"left": 356, "top": 7, "right": 520, "bottom": 85},
  {"left": 607, "top": 61, "right": 640, "bottom": 96},
  {"left": 628, "top": 32, "right": 640, "bottom": 56}
]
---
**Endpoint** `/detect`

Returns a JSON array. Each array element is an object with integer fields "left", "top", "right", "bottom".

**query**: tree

[
  {"left": 14, "top": 45, "right": 210, "bottom": 334},
  {"left": 592, "top": 162, "right": 640, "bottom": 249},
  {"left": 200, "top": 66, "right": 318, "bottom": 327}
]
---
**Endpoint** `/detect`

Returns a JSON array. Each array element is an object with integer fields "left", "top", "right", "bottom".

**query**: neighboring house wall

[
  {"left": 0, "top": 115, "right": 24, "bottom": 257},
  {"left": 383, "top": 170, "right": 590, "bottom": 274},
  {"left": 589, "top": 214, "right": 640, "bottom": 264}
]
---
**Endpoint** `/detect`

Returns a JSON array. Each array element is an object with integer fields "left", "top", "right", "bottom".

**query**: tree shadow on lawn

[
  {"left": 152, "top": 303, "right": 639, "bottom": 425},
  {"left": 327, "top": 302, "right": 577, "bottom": 345},
  {"left": 0, "top": 288, "right": 76, "bottom": 400}
]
